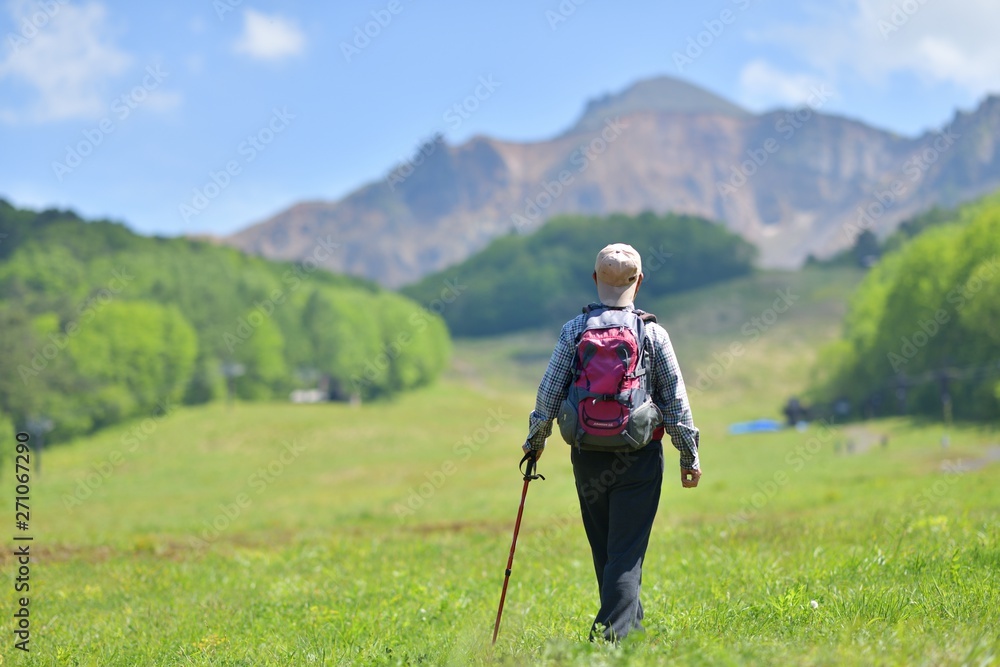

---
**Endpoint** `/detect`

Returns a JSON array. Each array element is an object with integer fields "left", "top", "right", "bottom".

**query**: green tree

[
  {"left": 402, "top": 211, "right": 756, "bottom": 336},
  {"left": 0, "top": 202, "right": 451, "bottom": 442},
  {"left": 811, "top": 193, "right": 1000, "bottom": 420}
]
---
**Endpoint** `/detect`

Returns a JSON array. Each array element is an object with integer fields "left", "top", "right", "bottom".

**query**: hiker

[{"left": 522, "top": 243, "right": 701, "bottom": 642}]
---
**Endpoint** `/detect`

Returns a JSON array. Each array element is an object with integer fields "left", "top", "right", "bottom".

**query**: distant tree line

[
  {"left": 401, "top": 211, "right": 757, "bottom": 337},
  {"left": 808, "top": 194, "right": 1000, "bottom": 420},
  {"left": 0, "top": 201, "right": 451, "bottom": 443},
  {"left": 809, "top": 204, "right": 960, "bottom": 269}
]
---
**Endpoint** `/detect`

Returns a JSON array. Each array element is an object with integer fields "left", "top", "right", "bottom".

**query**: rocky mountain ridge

[{"left": 222, "top": 77, "right": 1000, "bottom": 287}]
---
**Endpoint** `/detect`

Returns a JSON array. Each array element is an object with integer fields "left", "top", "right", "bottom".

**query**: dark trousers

[{"left": 571, "top": 441, "right": 664, "bottom": 641}]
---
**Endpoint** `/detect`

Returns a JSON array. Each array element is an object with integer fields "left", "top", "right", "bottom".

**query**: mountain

[
  {"left": 566, "top": 75, "right": 749, "bottom": 134},
  {"left": 222, "top": 76, "right": 1000, "bottom": 287}
]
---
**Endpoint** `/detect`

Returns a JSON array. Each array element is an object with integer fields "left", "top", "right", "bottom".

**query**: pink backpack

[{"left": 557, "top": 304, "right": 664, "bottom": 450}]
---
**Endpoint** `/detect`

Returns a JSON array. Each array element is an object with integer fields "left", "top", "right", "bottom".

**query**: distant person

[
  {"left": 783, "top": 397, "right": 805, "bottom": 427},
  {"left": 522, "top": 243, "right": 701, "bottom": 642}
]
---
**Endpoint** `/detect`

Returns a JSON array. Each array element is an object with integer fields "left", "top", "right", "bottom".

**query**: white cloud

[
  {"left": 0, "top": 1, "right": 132, "bottom": 123},
  {"left": 850, "top": 0, "right": 1000, "bottom": 93},
  {"left": 756, "top": 0, "right": 1000, "bottom": 97},
  {"left": 738, "top": 60, "right": 831, "bottom": 110},
  {"left": 232, "top": 9, "right": 305, "bottom": 61}
]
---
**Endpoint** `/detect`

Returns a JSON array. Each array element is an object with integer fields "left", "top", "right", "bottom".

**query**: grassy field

[{"left": 3, "top": 267, "right": 999, "bottom": 665}]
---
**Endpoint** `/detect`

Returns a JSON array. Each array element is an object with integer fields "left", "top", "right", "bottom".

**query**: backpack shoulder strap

[
  {"left": 627, "top": 311, "right": 654, "bottom": 389},
  {"left": 631, "top": 312, "right": 648, "bottom": 361},
  {"left": 634, "top": 308, "right": 658, "bottom": 324}
]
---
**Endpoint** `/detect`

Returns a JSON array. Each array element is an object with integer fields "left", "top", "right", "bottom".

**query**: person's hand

[
  {"left": 522, "top": 442, "right": 542, "bottom": 461},
  {"left": 681, "top": 467, "right": 701, "bottom": 488}
]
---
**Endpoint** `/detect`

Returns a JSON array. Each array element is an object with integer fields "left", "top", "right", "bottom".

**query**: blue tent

[{"left": 728, "top": 419, "right": 783, "bottom": 435}]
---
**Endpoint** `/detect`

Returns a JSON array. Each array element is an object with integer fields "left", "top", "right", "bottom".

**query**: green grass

[{"left": 3, "top": 266, "right": 999, "bottom": 666}]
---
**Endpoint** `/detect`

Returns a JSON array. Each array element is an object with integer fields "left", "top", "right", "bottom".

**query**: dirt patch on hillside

[
  {"left": 0, "top": 529, "right": 302, "bottom": 566},
  {"left": 944, "top": 446, "right": 1000, "bottom": 473},
  {"left": 404, "top": 518, "right": 509, "bottom": 536}
]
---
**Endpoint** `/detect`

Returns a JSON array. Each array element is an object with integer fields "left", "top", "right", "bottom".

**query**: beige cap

[{"left": 595, "top": 243, "right": 642, "bottom": 307}]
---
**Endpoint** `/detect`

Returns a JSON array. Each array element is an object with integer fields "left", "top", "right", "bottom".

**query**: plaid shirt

[{"left": 526, "top": 307, "right": 700, "bottom": 469}]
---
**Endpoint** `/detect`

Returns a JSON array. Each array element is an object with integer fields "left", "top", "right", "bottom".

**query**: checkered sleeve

[
  {"left": 525, "top": 318, "right": 581, "bottom": 450},
  {"left": 647, "top": 323, "right": 700, "bottom": 469}
]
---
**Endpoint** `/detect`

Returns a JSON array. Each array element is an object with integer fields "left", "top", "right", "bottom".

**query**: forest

[
  {"left": 0, "top": 201, "right": 451, "bottom": 442},
  {"left": 810, "top": 194, "right": 1000, "bottom": 420},
  {"left": 401, "top": 211, "right": 758, "bottom": 336}
]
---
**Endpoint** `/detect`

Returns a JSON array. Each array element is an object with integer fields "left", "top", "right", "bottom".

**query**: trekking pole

[{"left": 492, "top": 450, "right": 545, "bottom": 645}]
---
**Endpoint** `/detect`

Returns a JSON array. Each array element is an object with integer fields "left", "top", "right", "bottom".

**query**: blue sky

[{"left": 1, "top": 0, "right": 998, "bottom": 237}]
